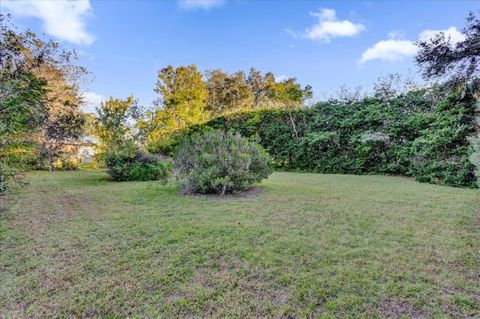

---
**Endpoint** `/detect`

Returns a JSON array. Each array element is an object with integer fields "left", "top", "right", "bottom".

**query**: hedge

[{"left": 160, "top": 84, "right": 480, "bottom": 188}]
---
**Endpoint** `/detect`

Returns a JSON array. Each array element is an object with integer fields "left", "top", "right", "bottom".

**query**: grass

[{"left": 0, "top": 170, "right": 479, "bottom": 318}]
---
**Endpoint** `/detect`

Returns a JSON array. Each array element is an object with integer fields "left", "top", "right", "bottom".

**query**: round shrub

[
  {"left": 105, "top": 145, "right": 170, "bottom": 182},
  {"left": 174, "top": 129, "right": 273, "bottom": 195}
]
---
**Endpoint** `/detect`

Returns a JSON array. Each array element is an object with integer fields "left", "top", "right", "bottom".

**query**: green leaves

[
  {"left": 174, "top": 130, "right": 272, "bottom": 194},
  {"left": 105, "top": 144, "right": 171, "bottom": 182},
  {"left": 168, "top": 83, "right": 479, "bottom": 188}
]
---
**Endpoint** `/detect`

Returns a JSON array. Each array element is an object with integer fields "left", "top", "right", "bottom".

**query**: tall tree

[
  {"left": 246, "top": 68, "right": 312, "bottom": 108},
  {"left": 0, "top": 15, "right": 50, "bottom": 190},
  {"left": 0, "top": 14, "right": 87, "bottom": 171},
  {"left": 206, "top": 69, "right": 254, "bottom": 116},
  {"left": 416, "top": 11, "right": 480, "bottom": 83},
  {"left": 416, "top": 11, "right": 480, "bottom": 187},
  {"left": 154, "top": 65, "right": 209, "bottom": 127},
  {"left": 246, "top": 68, "right": 275, "bottom": 108},
  {"left": 1, "top": 15, "right": 48, "bottom": 147},
  {"left": 268, "top": 78, "right": 313, "bottom": 107},
  {"left": 142, "top": 65, "right": 208, "bottom": 150},
  {"left": 94, "top": 96, "right": 137, "bottom": 158},
  {"left": 35, "top": 64, "right": 86, "bottom": 169}
]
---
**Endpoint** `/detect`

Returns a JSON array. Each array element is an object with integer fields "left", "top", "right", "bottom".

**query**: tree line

[
  {"left": 0, "top": 13, "right": 311, "bottom": 191},
  {"left": 1, "top": 10, "right": 479, "bottom": 192},
  {"left": 137, "top": 65, "right": 312, "bottom": 151}
]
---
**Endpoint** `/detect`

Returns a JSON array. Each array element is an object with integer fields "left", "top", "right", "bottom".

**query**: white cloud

[
  {"left": 3, "top": 0, "right": 94, "bottom": 45},
  {"left": 81, "top": 91, "right": 104, "bottom": 113},
  {"left": 387, "top": 30, "right": 406, "bottom": 39},
  {"left": 275, "top": 75, "right": 289, "bottom": 82},
  {"left": 418, "top": 27, "right": 466, "bottom": 44},
  {"left": 360, "top": 39, "right": 418, "bottom": 63},
  {"left": 360, "top": 26, "right": 466, "bottom": 64},
  {"left": 302, "top": 8, "right": 365, "bottom": 42},
  {"left": 178, "top": 0, "right": 225, "bottom": 10}
]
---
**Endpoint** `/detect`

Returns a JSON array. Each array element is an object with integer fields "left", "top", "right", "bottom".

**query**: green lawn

[{"left": 0, "top": 171, "right": 479, "bottom": 318}]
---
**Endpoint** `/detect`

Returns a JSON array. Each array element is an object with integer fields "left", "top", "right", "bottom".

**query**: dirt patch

[
  {"left": 378, "top": 298, "right": 425, "bottom": 318},
  {"left": 177, "top": 187, "right": 265, "bottom": 200}
]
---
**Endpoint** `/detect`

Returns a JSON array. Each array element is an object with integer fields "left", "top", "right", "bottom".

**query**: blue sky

[{"left": 2, "top": 0, "right": 478, "bottom": 112}]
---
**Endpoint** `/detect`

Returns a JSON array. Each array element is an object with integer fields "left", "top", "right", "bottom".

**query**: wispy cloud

[
  {"left": 360, "top": 26, "right": 465, "bottom": 64},
  {"left": 2, "top": 0, "right": 94, "bottom": 45},
  {"left": 178, "top": 0, "right": 225, "bottom": 11},
  {"left": 291, "top": 8, "right": 365, "bottom": 43}
]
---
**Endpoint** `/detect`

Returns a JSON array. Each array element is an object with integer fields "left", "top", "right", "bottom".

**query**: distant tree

[
  {"left": 206, "top": 69, "right": 254, "bottom": 116},
  {"left": 373, "top": 73, "right": 417, "bottom": 101},
  {"left": 246, "top": 68, "right": 276, "bottom": 108},
  {"left": 332, "top": 84, "right": 364, "bottom": 104},
  {"left": 246, "top": 68, "right": 312, "bottom": 108},
  {"left": 416, "top": 11, "right": 480, "bottom": 83},
  {"left": 143, "top": 65, "right": 313, "bottom": 151},
  {"left": 154, "top": 65, "right": 209, "bottom": 127},
  {"left": 141, "top": 65, "right": 209, "bottom": 150},
  {"left": 269, "top": 77, "right": 312, "bottom": 107},
  {"left": 94, "top": 96, "right": 138, "bottom": 160}
]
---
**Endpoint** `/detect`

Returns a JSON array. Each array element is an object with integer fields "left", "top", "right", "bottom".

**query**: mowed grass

[{"left": 0, "top": 171, "right": 479, "bottom": 318}]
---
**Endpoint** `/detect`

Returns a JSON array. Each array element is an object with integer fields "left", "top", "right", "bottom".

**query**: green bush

[
  {"left": 174, "top": 130, "right": 273, "bottom": 194},
  {"left": 105, "top": 143, "right": 170, "bottom": 182},
  {"left": 163, "top": 83, "right": 479, "bottom": 188},
  {"left": 0, "top": 163, "right": 21, "bottom": 194}
]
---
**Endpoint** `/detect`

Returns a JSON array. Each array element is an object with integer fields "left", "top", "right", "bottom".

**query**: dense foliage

[
  {"left": 166, "top": 84, "right": 479, "bottom": 188},
  {"left": 94, "top": 96, "right": 140, "bottom": 163},
  {"left": 174, "top": 130, "right": 272, "bottom": 194},
  {"left": 105, "top": 142, "right": 170, "bottom": 182},
  {"left": 0, "top": 15, "right": 86, "bottom": 192},
  {"left": 415, "top": 11, "right": 480, "bottom": 186},
  {"left": 95, "top": 97, "right": 169, "bottom": 182},
  {"left": 138, "top": 66, "right": 312, "bottom": 151}
]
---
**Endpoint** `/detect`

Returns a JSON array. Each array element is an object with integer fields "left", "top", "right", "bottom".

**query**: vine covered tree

[
  {"left": 416, "top": 11, "right": 480, "bottom": 187},
  {"left": 416, "top": 11, "right": 480, "bottom": 83}
]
